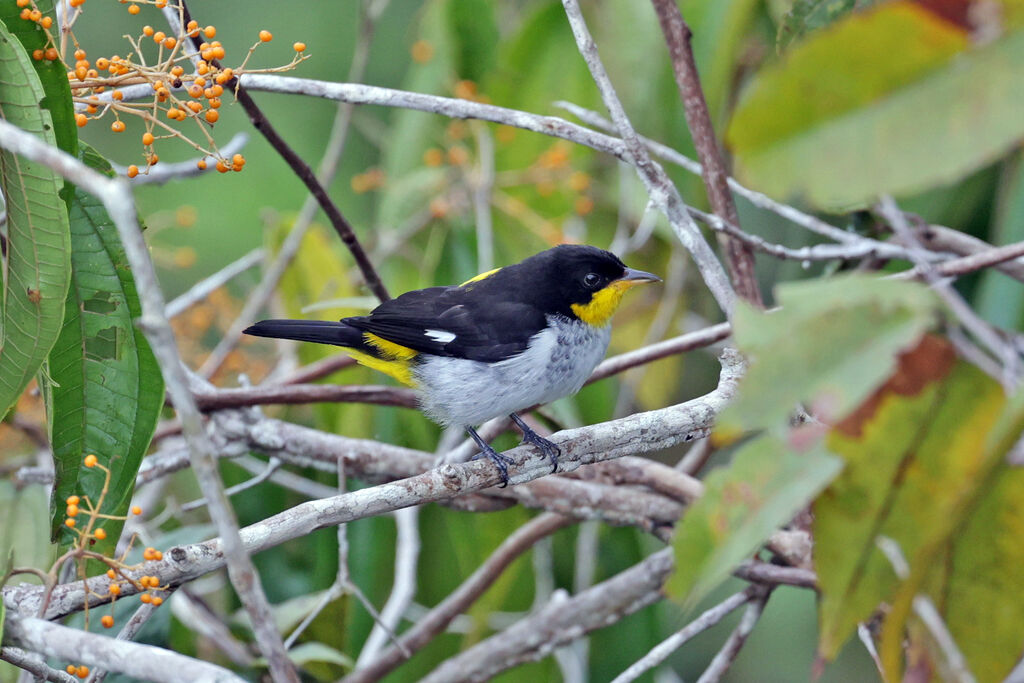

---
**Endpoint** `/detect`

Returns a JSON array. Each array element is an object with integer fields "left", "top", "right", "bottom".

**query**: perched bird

[{"left": 244, "top": 244, "right": 660, "bottom": 485}]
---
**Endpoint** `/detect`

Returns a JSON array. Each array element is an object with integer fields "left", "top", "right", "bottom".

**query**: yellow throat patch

[
  {"left": 346, "top": 333, "right": 418, "bottom": 387},
  {"left": 571, "top": 279, "right": 643, "bottom": 327}
]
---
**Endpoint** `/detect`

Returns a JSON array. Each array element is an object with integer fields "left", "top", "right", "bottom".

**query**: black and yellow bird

[{"left": 244, "top": 244, "right": 660, "bottom": 484}]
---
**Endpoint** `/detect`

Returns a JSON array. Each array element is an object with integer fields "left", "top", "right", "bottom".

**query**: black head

[{"left": 482, "top": 244, "right": 660, "bottom": 324}]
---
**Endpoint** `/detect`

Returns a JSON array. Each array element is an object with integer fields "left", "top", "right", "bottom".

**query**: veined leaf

[
  {"left": 815, "top": 336, "right": 1024, "bottom": 681},
  {"left": 729, "top": 2, "right": 1024, "bottom": 209},
  {"left": 45, "top": 144, "right": 163, "bottom": 548},
  {"left": 667, "top": 434, "right": 842, "bottom": 608},
  {"left": 716, "top": 274, "right": 937, "bottom": 438},
  {"left": 0, "top": 18, "right": 71, "bottom": 419}
]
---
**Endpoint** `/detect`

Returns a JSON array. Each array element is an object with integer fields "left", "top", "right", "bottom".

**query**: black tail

[{"left": 243, "top": 319, "right": 364, "bottom": 348}]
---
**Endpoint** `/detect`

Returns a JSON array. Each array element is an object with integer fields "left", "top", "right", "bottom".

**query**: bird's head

[{"left": 519, "top": 245, "right": 661, "bottom": 326}]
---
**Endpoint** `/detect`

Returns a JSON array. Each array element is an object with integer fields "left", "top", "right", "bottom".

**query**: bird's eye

[{"left": 583, "top": 273, "right": 602, "bottom": 289}]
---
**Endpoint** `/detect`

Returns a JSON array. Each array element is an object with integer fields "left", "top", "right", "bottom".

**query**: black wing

[{"left": 343, "top": 285, "right": 547, "bottom": 362}]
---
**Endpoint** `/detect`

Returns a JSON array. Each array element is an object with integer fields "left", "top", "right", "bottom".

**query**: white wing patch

[{"left": 425, "top": 329, "right": 456, "bottom": 344}]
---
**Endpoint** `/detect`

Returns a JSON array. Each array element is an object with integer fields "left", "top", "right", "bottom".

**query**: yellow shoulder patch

[{"left": 460, "top": 267, "right": 500, "bottom": 287}]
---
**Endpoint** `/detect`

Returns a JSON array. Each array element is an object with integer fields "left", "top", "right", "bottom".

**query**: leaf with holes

[
  {"left": 44, "top": 144, "right": 163, "bottom": 549},
  {"left": 0, "top": 18, "right": 71, "bottom": 419}
]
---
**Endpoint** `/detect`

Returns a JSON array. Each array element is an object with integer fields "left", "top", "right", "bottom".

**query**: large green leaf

[
  {"left": 814, "top": 339, "right": 1024, "bottom": 681},
  {"left": 728, "top": 2, "right": 1024, "bottom": 209},
  {"left": 775, "top": 0, "right": 877, "bottom": 51},
  {"left": 716, "top": 274, "right": 937, "bottom": 437},
  {"left": 0, "top": 17, "right": 71, "bottom": 419},
  {"left": 667, "top": 434, "right": 842, "bottom": 608},
  {"left": 45, "top": 144, "right": 163, "bottom": 547}
]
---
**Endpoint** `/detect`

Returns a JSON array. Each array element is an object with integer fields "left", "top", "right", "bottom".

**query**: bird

[{"left": 244, "top": 244, "right": 660, "bottom": 485}]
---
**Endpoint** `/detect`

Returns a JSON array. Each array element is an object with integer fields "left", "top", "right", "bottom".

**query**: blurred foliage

[{"left": 2, "top": 0, "right": 1024, "bottom": 681}]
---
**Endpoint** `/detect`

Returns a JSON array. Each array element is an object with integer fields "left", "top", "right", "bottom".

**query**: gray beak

[{"left": 621, "top": 267, "right": 662, "bottom": 283}]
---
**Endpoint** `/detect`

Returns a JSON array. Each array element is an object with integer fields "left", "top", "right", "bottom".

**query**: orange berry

[
  {"left": 216, "top": 160, "right": 228, "bottom": 173},
  {"left": 40, "top": 16, "right": 52, "bottom": 28},
  {"left": 410, "top": 40, "right": 433, "bottom": 64},
  {"left": 423, "top": 148, "right": 443, "bottom": 167},
  {"left": 112, "top": 89, "right": 124, "bottom": 100},
  {"left": 204, "top": 109, "right": 218, "bottom": 123},
  {"left": 65, "top": 518, "right": 76, "bottom": 527},
  {"left": 67, "top": 495, "right": 80, "bottom": 505},
  {"left": 186, "top": 101, "right": 202, "bottom": 113},
  {"left": 74, "top": 66, "right": 87, "bottom": 81},
  {"left": 152, "top": 31, "right": 165, "bottom": 44},
  {"left": 83, "top": 454, "right": 98, "bottom": 467},
  {"left": 111, "top": 120, "right": 125, "bottom": 133},
  {"left": 74, "top": 49, "right": 86, "bottom": 60},
  {"left": 142, "top": 25, "right": 153, "bottom": 36},
  {"left": 148, "top": 154, "right": 159, "bottom": 165},
  {"left": 186, "top": 19, "right": 198, "bottom": 32},
  {"left": 101, "top": 615, "right": 114, "bottom": 628},
  {"left": 208, "top": 97, "right": 222, "bottom": 109},
  {"left": 197, "top": 61, "right": 208, "bottom": 75},
  {"left": 194, "top": 76, "right": 207, "bottom": 87},
  {"left": 75, "top": 666, "right": 89, "bottom": 678},
  {"left": 75, "top": 113, "right": 87, "bottom": 127},
  {"left": 152, "top": 596, "right": 163, "bottom": 606},
  {"left": 155, "top": 0, "right": 165, "bottom": 7},
  {"left": 293, "top": 42, "right": 306, "bottom": 52},
  {"left": 66, "top": 504, "right": 79, "bottom": 517},
  {"left": 139, "top": 593, "right": 152, "bottom": 603},
  {"left": 127, "top": 3, "right": 139, "bottom": 14},
  {"left": 94, "top": 528, "right": 107, "bottom": 540},
  {"left": 16, "top": 0, "right": 29, "bottom": 7},
  {"left": 95, "top": 57, "right": 109, "bottom": 70},
  {"left": 108, "top": 583, "right": 121, "bottom": 595},
  {"left": 259, "top": 30, "right": 272, "bottom": 42},
  {"left": 203, "top": 25, "right": 216, "bottom": 38},
  {"left": 188, "top": 84, "right": 203, "bottom": 98},
  {"left": 163, "top": 37, "right": 177, "bottom": 49},
  {"left": 127, "top": 165, "right": 139, "bottom": 178},
  {"left": 154, "top": 550, "right": 163, "bottom": 560},
  {"left": 232, "top": 153, "right": 245, "bottom": 166},
  {"left": 170, "top": 65, "right": 184, "bottom": 77},
  {"left": 18, "top": 8, "right": 29, "bottom": 19},
  {"left": 210, "top": 84, "right": 223, "bottom": 97},
  {"left": 197, "top": 159, "right": 207, "bottom": 170},
  {"left": 142, "top": 132, "right": 154, "bottom": 145},
  {"left": 31, "top": 49, "right": 43, "bottom": 60},
  {"left": 131, "top": 505, "right": 142, "bottom": 515},
  {"left": 165, "top": 107, "right": 180, "bottom": 120},
  {"left": 66, "top": 665, "right": 76, "bottom": 675},
  {"left": 44, "top": 47, "right": 57, "bottom": 60},
  {"left": 106, "top": 569, "right": 116, "bottom": 579}
]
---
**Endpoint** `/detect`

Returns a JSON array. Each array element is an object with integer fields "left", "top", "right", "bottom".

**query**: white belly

[{"left": 413, "top": 316, "right": 611, "bottom": 427}]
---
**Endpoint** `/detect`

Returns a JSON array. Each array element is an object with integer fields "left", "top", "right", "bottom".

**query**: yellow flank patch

[
  {"left": 344, "top": 333, "right": 419, "bottom": 386},
  {"left": 460, "top": 267, "right": 500, "bottom": 287},
  {"left": 571, "top": 279, "right": 642, "bottom": 327},
  {"left": 365, "top": 333, "right": 418, "bottom": 360},
  {"left": 346, "top": 349, "right": 416, "bottom": 387}
]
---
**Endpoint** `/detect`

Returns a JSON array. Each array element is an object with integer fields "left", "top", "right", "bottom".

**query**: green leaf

[
  {"left": 716, "top": 274, "right": 937, "bottom": 437},
  {"left": 0, "top": 480, "right": 51, "bottom": 577},
  {"left": 776, "top": 0, "right": 876, "bottom": 51},
  {"left": 0, "top": 17, "right": 71, "bottom": 419},
  {"left": 285, "top": 642, "right": 354, "bottom": 669},
  {"left": 977, "top": 151, "right": 1024, "bottom": 328},
  {"left": 446, "top": 0, "right": 499, "bottom": 82},
  {"left": 667, "top": 434, "right": 842, "bottom": 607},
  {"left": 728, "top": 3, "right": 1024, "bottom": 208},
  {"left": 45, "top": 144, "right": 163, "bottom": 547},
  {"left": 813, "top": 341, "right": 1019, "bottom": 670}
]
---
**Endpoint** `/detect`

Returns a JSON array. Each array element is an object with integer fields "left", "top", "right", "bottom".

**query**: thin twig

[
  {"left": 560, "top": 0, "right": 735, "bottom": 317},
  {"left": 0, "top": 646, "right": 77, "bottom": 683},
  {"left": 345, "top": 513, "right": 573, "bottom": 683},
  {"left": 610, "top": 588, "right": 756, "bottom": 683},
  {"left": 650, "top": 0, "right": 761, "bottom": 305},
  {"left": 695, "top": 586, "right": 772, "bottom": 683},
  {"left": 166, "top": 247, "right": 265, "bottom": 319}
]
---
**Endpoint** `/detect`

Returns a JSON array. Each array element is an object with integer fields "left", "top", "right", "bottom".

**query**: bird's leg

[
  {"left": 467, "top": 426, "right": 514, "bottom": 487},
  {"left": 509, "top": 413, "right": 560, "bottom": 473}
]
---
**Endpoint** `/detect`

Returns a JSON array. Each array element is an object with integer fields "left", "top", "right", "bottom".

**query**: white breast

[{"left": 413, "top": 315, "right": 611, "bottom": 427}]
